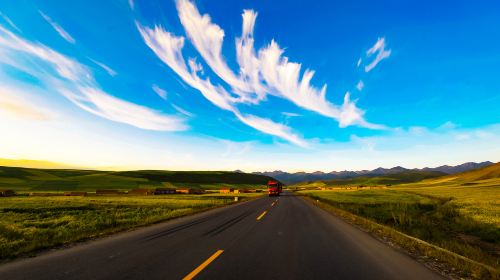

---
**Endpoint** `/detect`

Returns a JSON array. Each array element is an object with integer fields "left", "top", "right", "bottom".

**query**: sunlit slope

[
  {"left": 0, "top": 166, "right": 276, "bottom": 191},
  {"left": 0, "top": 158, "right": 77, "bottom": 169},
  {"left": 404, "top": 162, "right": 500, "bottom": 187}
]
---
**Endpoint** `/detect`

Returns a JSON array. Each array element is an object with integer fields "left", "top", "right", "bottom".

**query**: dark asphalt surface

[{"left": 0, "top": 191, "right": 444, "bottom": 280}]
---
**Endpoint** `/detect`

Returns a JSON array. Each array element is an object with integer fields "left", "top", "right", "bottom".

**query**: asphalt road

[{"left": 0, "top": 191, "right": 444, "bottom": 280}]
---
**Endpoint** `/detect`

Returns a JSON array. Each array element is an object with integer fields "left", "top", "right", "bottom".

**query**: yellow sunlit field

[
  {"left": 0, "top": 193, "right": 262, "bottom": 260},
  {"left": 299, "top": 176, "right": 500, "bottom": 270}
]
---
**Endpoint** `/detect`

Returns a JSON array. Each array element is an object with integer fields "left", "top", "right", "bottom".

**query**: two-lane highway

[{"left": 0, "top": 192, "right": 444, "bottom": 280}]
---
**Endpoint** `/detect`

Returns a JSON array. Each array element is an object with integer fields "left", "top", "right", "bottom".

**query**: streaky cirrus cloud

[
  {"left": 61, "top": 86, "right": 186, "bottom": 131},
  {"left": 152, "top": 84, "right": 168, "bottom": 100},
  {"left": 0, "top": 24, "right": 187, "bottom": 131},
  {"left": 137, "top": 0, "right": 384, "bottom": 146},
  {"left": 339, "top": 92, "right": 385, "bottom": 129},
  {"left": 0, "top": 11, "right": 21, "bottom": 33},
  {"left": 137, "top": 24, "right": 307, "bottom": 146},
  {"left": 233, "top": 112, "right": 307, "bottom": 147},
  {"left": 364, "top": 37, "right": 391, "bottom": 72},
  {"left": 282, "top": 112, "right": 301, "bottom": 118},
  {"left": 177, "top": 1, "right": 265, "bottom": 103},
  {"left": 137, "top": 23, "right": 307, "bottom": 146},
  {"left": 175, "top": 1, "right": 380, "bottom": 129},
  {"left": 172, "top": 104, "right": 194, "bottom": 117},
  {"left": 89, "top": 58, "right": 117, "bottom": 76},
  {"left": 39, "top": 11, "right": 75, "bottom": 44},
  {"left": 356, "top": 80, "right": 364, "bottom": 91},
  {"left": 137, "top": 24, "right": 235, "bottom": 110}
]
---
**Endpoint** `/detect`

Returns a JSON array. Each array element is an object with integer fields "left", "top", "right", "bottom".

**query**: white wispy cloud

[
  {"left": 39, "top": 11, "right": 75, "bottom": 44},
  {"left": 0, "top": 11, "right": 21, "bottom": 33},
  {"left": 61, "top": 86, "right": 186, "bottom": 131},
  {"left": 152, "top": 84, "right": 168, "bottom": 100},
  {"left": 282, "top": 112, "right": 301, "bottom": 117},
  {"left": 89, "top": 58, "right": 117, "bottom": 76},
  {"left": 356, "top": 58, "right": 362, "bottom": 67},
  {"left": 235, "top": 10, "right": 266, "bottom": 101},
  {"left": 364, "top": 37, "right": 391, "bottom": 72},
  {"left": 137, "top": 0, "right": 385, "bottom": 146},
  {"left": 234, "top": 112, "right": 308, "bottom": 147},
  {"left": 172, "top": 104, "right": 194, "bottom": 117},
  {"left": 136, "top": 23, "right": 236, "bottom": 111},
  {"left": 177, "top": 0, "right": 263, "bottom": 103},
  {"left": 356, "top": 80, "right": 364, "bottom": 91},
  {"left": 128, "top": 0, "right": 135, "bottom": 10},
  {"left": 0, "top": 25, "right": 86, "bottom": 81},
  {"left": 136, "top": 22, "right": 306, "bottom": 146},
  {"left": 0, "top": 24, "right": 187, "bottom": 131},
  {"left": 174, "top": 0, "right": 382, "bottom": 129}
]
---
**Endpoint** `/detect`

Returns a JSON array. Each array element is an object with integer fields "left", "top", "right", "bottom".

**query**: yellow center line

[
  {"left": 182, "top": 249, "right": 224, "bottom": 280},
  {"left": 256, "top": 210, "right": 267, "bottom": 220}
]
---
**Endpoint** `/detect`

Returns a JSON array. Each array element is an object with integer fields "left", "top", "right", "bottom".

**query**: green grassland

[
  {"left": 0, "top": 165, "right": 270, "bottom": 260},
  {"left": 0, "top": 193, "right": 261, "bottom": 260},
  {"left": 0, "top": 166, "right": 275, "bottom": 192},
  {"left": 299, "top": 163, "right": 500, "bottom": 275}
]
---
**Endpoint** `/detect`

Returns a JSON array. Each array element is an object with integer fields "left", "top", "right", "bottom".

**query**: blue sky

[{"left": 0, "top": 0, "right": 499, "bottom": 171}]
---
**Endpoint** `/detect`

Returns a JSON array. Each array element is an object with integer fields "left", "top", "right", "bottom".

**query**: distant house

[
  {"left": 0, "top": 189, "right": 15, "bottom": 197},
  {"left": 30, "top": 192, "right": 63, "bottom": 197},
  {"left": 64, "top": 191, "right": 87, "bottom": 197},
  {"left": 176, "top": 188, "right": 204, "bottom": 194},
  {"left": 219, "top": 188, "right": 234, "bottom": 194},
  {"left": 96, "top": 189, "right": 121, "bottom": 195},
  {"left": 234, "top": 189, "right": 250, "bottom": 193},
  {"left": 128, "top": 188, "right": 153, "bottom": 196},
  {"left": 154, "top": 188, "right": 176, "bottom": 195}
]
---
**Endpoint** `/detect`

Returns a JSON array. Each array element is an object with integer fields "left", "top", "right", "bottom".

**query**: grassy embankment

[
  {"left": 0, "top": 193, "right": 261, "bottom": 260},
  {"left": 299, "top": 163, "right": 500, "bottom": 279}
]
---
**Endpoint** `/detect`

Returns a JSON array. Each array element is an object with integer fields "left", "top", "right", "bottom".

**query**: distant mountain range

[{"left": 253, "top": 161, "right": 494, "bottom": 185}]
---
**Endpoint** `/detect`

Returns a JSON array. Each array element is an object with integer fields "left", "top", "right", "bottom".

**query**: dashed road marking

[
  {"left": 256, "top": 211, "right": 267, "bottom": 221},
  {"left": 182, "top": 249, "right": 224, "bottom": 280}
]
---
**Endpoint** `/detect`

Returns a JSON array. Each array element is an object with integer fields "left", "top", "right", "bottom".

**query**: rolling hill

[
  {"left": 404, "top": 162, "right": 500, "bottom": 187},
  {"left": 0, "top": 166, "right": 277, "bottom": 192}
]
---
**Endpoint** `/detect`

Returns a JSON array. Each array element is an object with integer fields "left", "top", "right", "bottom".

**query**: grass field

[
  {"left": 0, "top": 193, "right": 261, "bottom": 260},
  {"left": 299, "top": 163, "right": 500, "bottom": 275}
]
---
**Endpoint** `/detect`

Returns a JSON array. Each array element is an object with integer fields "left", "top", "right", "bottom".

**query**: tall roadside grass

[
  {"left": 0, "top": 193, "right": 260, "bottom": 260},
  {"left": 299, "top": 189, "right": 499, "bottom": 279}
]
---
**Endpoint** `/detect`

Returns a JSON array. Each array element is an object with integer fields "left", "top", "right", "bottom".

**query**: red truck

[{"left": 267, "top": 181, "right": 282, "bottom": 196}]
